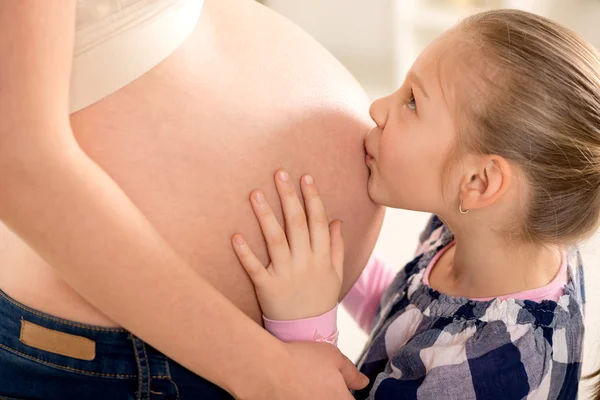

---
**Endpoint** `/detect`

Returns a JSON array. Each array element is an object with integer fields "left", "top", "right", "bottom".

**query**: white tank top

[{"left": 70, "top": 0, "right": 203, "bottom": 113}]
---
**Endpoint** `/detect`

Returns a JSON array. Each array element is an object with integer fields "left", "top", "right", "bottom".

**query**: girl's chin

[{"left": 366, "top": 178, "right": 380, "bottom": 203}]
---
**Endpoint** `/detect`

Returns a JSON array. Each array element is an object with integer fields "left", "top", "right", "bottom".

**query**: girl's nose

[{"left": 369, "top": 95, "right": 391, "bottom": 128}]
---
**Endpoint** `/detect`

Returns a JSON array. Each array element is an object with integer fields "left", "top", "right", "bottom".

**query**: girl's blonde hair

[
  {"left": 587, "top": 368, "right": 600, "bottom": 400},
  {"left": 455, "top": 9, "right": 600, "bottom": 245}
]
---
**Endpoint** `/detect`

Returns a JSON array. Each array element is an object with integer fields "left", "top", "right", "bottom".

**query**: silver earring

[{"left": 459, "top": 200, "right": 469, "bottom": 214}]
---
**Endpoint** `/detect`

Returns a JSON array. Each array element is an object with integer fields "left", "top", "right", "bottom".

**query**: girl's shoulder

[
  {"left": 358, "top": 215, "right": 586, "bottom": 399},
  {"left": 387, "top": 214, "right": 586, "bottom": 320},
  {"left": 377, "top": 215, "right": 451, "bottom": 307},
  {"left": 414, "top": 215, "right": 446, "bottom": 258},
  {"left": 378, "top": 215, "right": 585, "bottom": 335},
  {"left": 359, "top": 289, "right": 584, "bottom": 399}
]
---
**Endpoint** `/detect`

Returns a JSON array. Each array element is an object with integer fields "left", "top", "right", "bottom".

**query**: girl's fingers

[
  {"left": 329, "top": 220, "right": 345, "bottom": 280},
  {"left": 274, "top": 170, "right": 311, "bottom": 257},
  {"left": 300, "top": 175, "right": 331, "bottom": 256},
  {"left": 231, "top": 234, "right": 268, "bottom": 283},
  {"left": 250, "top": 190, "right": 292, "bottom": 268}
]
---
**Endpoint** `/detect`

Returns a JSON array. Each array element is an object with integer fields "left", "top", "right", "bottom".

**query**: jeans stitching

[
  {"left": 0, "top": 343, "right": 135, "bottom": 378},
  {"left": 166, "top": 358, "right": 180, "bottom": 400},
  {"left": 130, "top": 336, "right": 143, "bottom": 400},
  {"left": 141, "top": 342, "right": 151, "bottom": 400},
  {"left": 164, "top": 356, "right": 170, "bottom": 379},
  {"left": 0, "top": 290, "right": 126, "bottom": 332}
]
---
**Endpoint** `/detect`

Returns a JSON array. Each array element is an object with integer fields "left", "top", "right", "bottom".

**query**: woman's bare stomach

[{"left": 0, "top": 0, "right": 384, "bottom": 327}]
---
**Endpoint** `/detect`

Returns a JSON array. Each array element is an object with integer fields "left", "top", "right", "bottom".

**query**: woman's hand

[
  {"left": 235, "top": 341, "right": 369, "bottom": 400},
  {"left": 232, "top": 170, "right": 344, "bottom": 321},
  {"left": 278, "top": 341, "right": 368, "bottom": 398}
]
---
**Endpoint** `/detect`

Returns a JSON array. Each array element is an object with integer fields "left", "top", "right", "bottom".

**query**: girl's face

[{"left": 364, "top": 32, "right": 461, "bottom": 213}]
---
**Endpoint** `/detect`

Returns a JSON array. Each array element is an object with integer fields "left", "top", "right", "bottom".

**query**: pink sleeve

[
  {"left": 341, "top": 256, "right": 396, "bottom": 333},
  {"left": 263, "top": 305, "right": 339, "bottom": 346}
]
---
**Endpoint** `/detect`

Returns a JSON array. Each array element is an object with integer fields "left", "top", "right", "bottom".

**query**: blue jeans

[{"left": 0, "top": 288, "right": 233, "bottom": 399}]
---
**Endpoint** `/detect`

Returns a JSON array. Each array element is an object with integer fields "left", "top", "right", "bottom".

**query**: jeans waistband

[{"left": 0, "top": 288, "right": 167, "bottom": 379}]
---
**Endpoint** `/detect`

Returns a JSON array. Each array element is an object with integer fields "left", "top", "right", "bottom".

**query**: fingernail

[
  {"left": 278, "top": 170, "right": 289, "bottom": 182},
  {"left": 360, "top": 374, "right": 369, "bottom": 386},
  {"left": 234, "top": 235, "right": 245, "bottom": 246},
  {"left": 303, "top": 175, "right": 314, "bottom": 185},
  {"left": 254, "top": 191, "right": 265, "bottom": 204}
]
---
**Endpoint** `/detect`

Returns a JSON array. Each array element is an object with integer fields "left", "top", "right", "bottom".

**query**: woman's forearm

[{"left": 0, "top": 140, "right": 284, "bottom": 395}]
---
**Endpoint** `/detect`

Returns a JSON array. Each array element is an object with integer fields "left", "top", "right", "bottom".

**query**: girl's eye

[{"left": 407, "top": 89, "right": 417, "bottom": 112}]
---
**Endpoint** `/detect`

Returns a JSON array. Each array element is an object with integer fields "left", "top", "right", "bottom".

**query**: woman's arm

[{"left": 0, "top": 3, "right": 366, "bottom": 398}]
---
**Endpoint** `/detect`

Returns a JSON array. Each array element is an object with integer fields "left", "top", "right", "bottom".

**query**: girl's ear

[{"left": 460, "top": 155, "right": 511, "bottom": 211}]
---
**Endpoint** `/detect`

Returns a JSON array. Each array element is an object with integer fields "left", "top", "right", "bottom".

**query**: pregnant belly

[{"left": 0, "top": 0, "right": 384, "bottom": 326}]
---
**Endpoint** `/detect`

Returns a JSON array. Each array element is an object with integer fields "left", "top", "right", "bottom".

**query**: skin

[
  {"left": 0, "top": 0, "right": 382, "bottom": 398},
  {"left": 233, "top": 171, "right": 346, "bottom": 321},
  {"left": 0, "top": 0, "right": 383, "bottom": 327}
]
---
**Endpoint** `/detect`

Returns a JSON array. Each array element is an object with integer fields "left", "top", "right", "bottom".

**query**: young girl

[{"left": 231, "top": 9, "right": 599, "bottom": 399}]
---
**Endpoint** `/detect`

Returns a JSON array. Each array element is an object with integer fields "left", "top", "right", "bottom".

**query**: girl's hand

[{"left": 232, "top": 170, "right": 344, "bottom": 321}]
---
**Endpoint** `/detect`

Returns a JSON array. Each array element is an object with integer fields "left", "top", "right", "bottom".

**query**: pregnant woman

[{"left": 0, "top": 0, "right": 383, "bottom": 399}]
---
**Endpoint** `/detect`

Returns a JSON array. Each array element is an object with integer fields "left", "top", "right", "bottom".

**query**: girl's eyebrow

[{"left": 407, "top": 71, "right": 429, "bottom": 99}]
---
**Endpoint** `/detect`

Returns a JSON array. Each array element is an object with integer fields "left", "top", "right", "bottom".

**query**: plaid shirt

[{"left": 354, "top": 216, "right": 585, "bottom": 400}]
